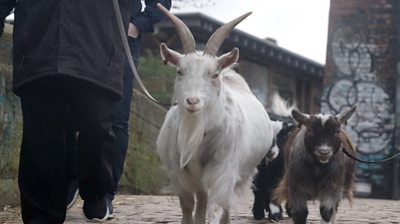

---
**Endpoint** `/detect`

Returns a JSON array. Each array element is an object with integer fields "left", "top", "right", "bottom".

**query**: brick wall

[{"left": 322, "top": 0, "right": 400, "bottom": 198}]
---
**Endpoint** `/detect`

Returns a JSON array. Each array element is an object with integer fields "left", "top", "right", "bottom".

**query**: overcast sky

[
  {"left": 5, "top": 1, "right": 329, "bottom": 63},
  {"left": 174, "top": 0, "right": 330, "bottom": 64}
]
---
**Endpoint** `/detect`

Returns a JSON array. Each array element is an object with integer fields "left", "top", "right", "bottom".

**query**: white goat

[{"left": 156, "top": 4, "right": 274, "bottom": 224}]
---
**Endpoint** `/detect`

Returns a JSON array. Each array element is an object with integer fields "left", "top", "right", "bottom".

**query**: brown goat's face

[
  {"left": 303, "top": 115, "right": 341, "bottom": 163},
  {"left": 292, "top": 107, "right": 357, "bottom": 164}
]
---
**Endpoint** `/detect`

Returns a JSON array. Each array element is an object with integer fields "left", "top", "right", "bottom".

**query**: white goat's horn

[
  {"left": 157, "top": 3, "right": 196, "bottom": 54},
  {"left": 204, "top": 12, "right": 252, "bottom": 56}
]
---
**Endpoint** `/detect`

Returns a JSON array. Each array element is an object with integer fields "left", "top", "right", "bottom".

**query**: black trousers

[{"left": 18, "top": 76, "right": 117, "bottom": 224}]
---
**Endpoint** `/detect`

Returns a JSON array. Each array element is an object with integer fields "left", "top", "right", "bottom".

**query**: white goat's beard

[{"left": 177, "top": 110, "right": 206, "bottom": 168}]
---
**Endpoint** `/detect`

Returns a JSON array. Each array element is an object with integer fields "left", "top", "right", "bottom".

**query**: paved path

[{"left": 2, "top": 194, "right": 400, "bottom": 223}]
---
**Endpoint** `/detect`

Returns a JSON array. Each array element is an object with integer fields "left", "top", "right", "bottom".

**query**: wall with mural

[{"left": 322, "top": 0, "right": 399, "bottom": 198}]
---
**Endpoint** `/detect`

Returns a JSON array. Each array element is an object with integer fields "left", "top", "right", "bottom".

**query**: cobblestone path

[{"left": 2, "top": 195, "right": 400, "bottom": 223}]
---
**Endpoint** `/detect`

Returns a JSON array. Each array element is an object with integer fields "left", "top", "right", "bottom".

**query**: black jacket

[
  {"left": 0, "top": 0, "right": 132, "bottom": 98},
  {"left": 131, "top": 0, "right": 171, "bottom": 34}
]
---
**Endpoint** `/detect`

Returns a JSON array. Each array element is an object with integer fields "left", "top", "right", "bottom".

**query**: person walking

[
  {"left": 65, "top": 0, "right": 172, "bottom": 219},
  {"left": 108, "top": 0, "right": 172, "bottom": 211},
  {"left": 0, "top": 0, "right": 132, "bottom": 223}
]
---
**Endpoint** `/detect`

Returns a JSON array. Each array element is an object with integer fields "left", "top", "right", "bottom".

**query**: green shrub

[
  {"left": 119, "top": 114, "right": 167, "bottom": 194},
  {"left": 0, "top": 34, "right": 21, "bottom": 180}
]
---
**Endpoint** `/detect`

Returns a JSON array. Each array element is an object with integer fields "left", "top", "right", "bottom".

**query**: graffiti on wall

[{"left": 322, "top": 22, "right": 395, "bottom": 185}]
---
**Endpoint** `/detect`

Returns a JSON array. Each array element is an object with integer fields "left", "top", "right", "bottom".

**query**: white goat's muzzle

[{"left": 184, "top": 96, "right": 202, "bottom": 113}]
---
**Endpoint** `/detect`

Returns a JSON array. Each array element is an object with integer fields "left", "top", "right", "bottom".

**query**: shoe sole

[
  {"left": 67, "top": 189, "right": 80, "bottom": 210},
  {"left": 107, "top": 213, "right": 114, "bottom": 220},
  {"left": 82, "top": 206, "right": 109, "bottom": 223}
]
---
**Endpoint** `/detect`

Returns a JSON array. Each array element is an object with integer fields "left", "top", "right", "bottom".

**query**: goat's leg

[
  {"left": 220, "top": 208, "right": 230, "bottom": 224},
  {"left": 319, "top": 204, "right": 337, "bottom": 224},
  {"left": 194, "top": 191, "right": 207, "bottom": 224},
  {"left": 205, "top": 167, "right": 238, "bottom": 224},
  {"left": 266, "top": 186, "right": 282, "bottom": 221},
  {"left": 252, "top": 161, "right": 267, "bottom": 220},
  {"left": 285, "top": 202, "right": 292, "bottom": 218},
  {"left": 178, "top": 191, "right": 195, "bottom": 224},
  {"left": 252, "top": 191, "right": 266, "bottom": 220},
  {"left": 252, "top": 187, "right": 266, "bottom": 220},
  {"left": 329, "top": 212, "right": 337, "bottom": 224},
  {"left": 207, "top": 201, "right": 224, "bottom": 224},
  {"left": 268, "top": 200, "right": 283, "bottom": 221},
  {"left": 319, "top": 194, "right": 340, "bottom": 224},
  {"left": 290, "top": 197, "right": 308, "bottom": 224},
  {"left": 205, "top": 196, "right": 230, "bottom": 224}
]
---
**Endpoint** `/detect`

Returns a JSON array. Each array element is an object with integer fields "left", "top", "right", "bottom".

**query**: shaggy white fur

[{"left": 157, "top": 52, "right": 274, "bottom": 224}]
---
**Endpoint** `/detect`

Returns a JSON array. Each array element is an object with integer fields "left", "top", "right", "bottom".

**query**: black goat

[
  {"left": 252, "top": 121, "right": 295, "bottom": 221},
  {"left": 252, "top": 112, "right": 295, "bottom": 221}
]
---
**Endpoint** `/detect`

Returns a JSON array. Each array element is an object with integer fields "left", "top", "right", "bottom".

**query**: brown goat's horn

[
  {"left": 157, "top": 3, "right": 196, "bottom": 54},
  {"left": 204, "top": 12, "right": 252, "bottom": 56}
]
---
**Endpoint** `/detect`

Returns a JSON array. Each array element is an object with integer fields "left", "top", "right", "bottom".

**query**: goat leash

[
  {"left": 112, "top": 0, "right": 171, "bottom": 107},
  {"left": 341, "top": 146, "right": 400, "bottom": 163}
]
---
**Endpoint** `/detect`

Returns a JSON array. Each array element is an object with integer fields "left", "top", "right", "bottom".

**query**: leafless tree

[{"left": 172, "top": 0, "right": 216, "bottom": 9}]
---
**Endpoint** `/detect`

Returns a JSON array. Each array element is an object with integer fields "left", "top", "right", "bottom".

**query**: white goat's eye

[
  {"left": 177, "top": 70, "right": 182, "bottom": 76},
  {"left": 212, "top": 73, "right": 219, "bottom": 79}
]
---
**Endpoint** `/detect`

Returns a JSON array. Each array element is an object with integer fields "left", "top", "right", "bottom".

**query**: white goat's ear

[
  {"left": 160, "top": 43, "right": 182, "bottom": 66},
  {"left": 217, "top": 47, "right": 239, "bottom": 70},
  {"left": 337, "top": 106, "right": 357, "bottom": 125},
  {"left": 292, "top": 109, "right": 310, "bottom": 126}
]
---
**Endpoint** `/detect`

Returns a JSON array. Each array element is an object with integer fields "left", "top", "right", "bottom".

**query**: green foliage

[
  {"left": 0, "top": 103, "right": 21, "bottom": 179},
  {"left": 121, "top": 141, "right": 167, "bottom": 194},
  {"left": 136, "top": 50, "right": 176, "bottom": 104},
  {"left": 119, "top": 113, "right": 167, "bottom": 194},
  {"left": 0, "top": 34, "right": 21, "bottom": 179},
  {"left": 117, "top": 51, "right": 174, "bottom": 194}
]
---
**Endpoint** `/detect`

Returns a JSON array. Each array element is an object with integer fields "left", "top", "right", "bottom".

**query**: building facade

[
  {"left": 143, "top": 8, "right": 400, "bottom": 199},
  {"left": 142, "top": 12, "right": 324, "bottom": 113}
]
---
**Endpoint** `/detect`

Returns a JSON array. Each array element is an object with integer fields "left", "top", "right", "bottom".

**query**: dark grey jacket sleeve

[
  {"left": 131, "top": 0, "right": 171, "bottom": 34},
  {"left": 0, "top": 0, "right": 15, "bottom": 37}
]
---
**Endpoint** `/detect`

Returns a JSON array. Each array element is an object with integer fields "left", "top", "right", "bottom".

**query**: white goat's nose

[{"left": 186, "top": 97, "right": 200, "bottom": 105}]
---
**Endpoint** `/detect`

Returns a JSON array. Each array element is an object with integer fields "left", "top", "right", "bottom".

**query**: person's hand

[{"left": 128, "top": 23, "right": 139, "bottom": 38}]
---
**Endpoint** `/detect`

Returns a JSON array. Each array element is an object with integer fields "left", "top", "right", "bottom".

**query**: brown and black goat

[{"left": 273, "top": 100, "right": 357, "bottom": 224}]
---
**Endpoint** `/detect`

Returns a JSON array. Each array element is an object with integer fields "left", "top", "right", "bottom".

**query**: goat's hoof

[{"left": 268, "top": 212, "right": 283, "bottom": 221}]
